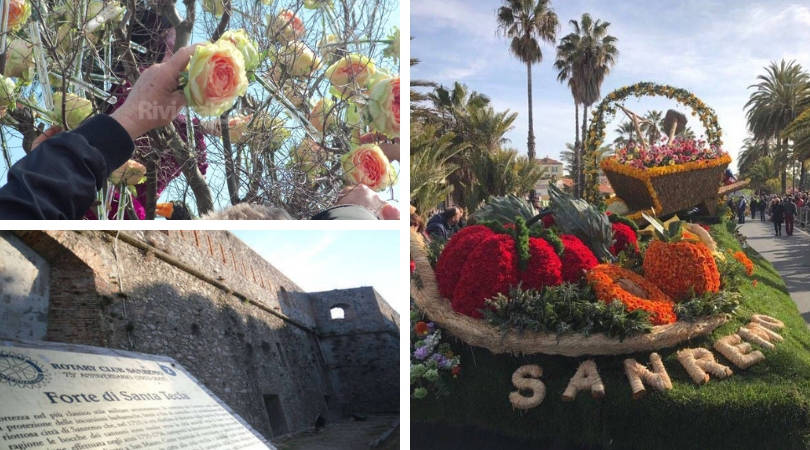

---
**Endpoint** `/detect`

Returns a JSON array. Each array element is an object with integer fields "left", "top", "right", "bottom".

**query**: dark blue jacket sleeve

[{"left": 0, "top": 115, "right": 134, "bottom": 219}]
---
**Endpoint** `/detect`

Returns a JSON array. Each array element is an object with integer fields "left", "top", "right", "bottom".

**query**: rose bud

[
  {"left": 367, "top": 77, "right": 399, "bottom": 138},
  {"left": 51, "top": 92, "right": 93, "bottom": 130},
  {"left": 309, "top": 97, "right": 338, "bottom": 133},
  {"left": 325, "top": 54, "right": 376, "bottom": 98},
  {"left": 304, "top": 0, "right": 333, "bottom": 9},
  {"left": 109, "top": 160, "right": 146, "bottom": 186},
  {"left": 318, "top": 34, "right": 342, "bottom": 63},
  {"left": 5, "top": 38, "right": 34, "bottom": 81},
  {"left": 219, "top": 29, "right": 261, "bottom": 72},
  {"left": 341, "top": 143, "right": 397, "bottom": 191},
  {"left": 201, "top": 0, "right": 225, "bottom": 17},
  {"left": 292, "top": 139, "right": 328, "bottom": 177},
  {"left": 183, "top": 40, "right": 249, "bottom": 117},
  {"left": 268, "top": 9, "right": 305, "bottom": 44},
  {"left": 278, "top": 42, "right": 322, "bottom": 78}
]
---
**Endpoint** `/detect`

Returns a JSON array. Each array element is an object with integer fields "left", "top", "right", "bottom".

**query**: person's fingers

[
  {"left": 32, "top": 126, "right": 63, "bottom": 148},
  {"left": 380, "top": 204, "right": 400, "bottom": 220},
  {"left": 164, "top": 44, "right": 202, "bottom": 75},
  {"left": 167, "top": 90, "right": 187, "bottom": 110}
]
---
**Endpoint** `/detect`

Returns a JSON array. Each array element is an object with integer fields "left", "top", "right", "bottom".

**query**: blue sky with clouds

[
  {"left": 412, "top": 0, "right": 810, "bottom": 170},
  {"left": 231, "top": 230, "right": 402, "bottom": 313}
]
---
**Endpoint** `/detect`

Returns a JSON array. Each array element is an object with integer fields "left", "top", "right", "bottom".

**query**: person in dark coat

[
  {"left": 784, "top": 196, "right": 798, "bottom": 236},
  {"left": 759, "top": 196, "right": 767, "bottom": 221},
  {"left": 0, "top": 45, "right": 198, "bottom": 219},
  {"left": 737, "top": 197, "right": 747, "bottom": 224},
  {"left": 750, "top": 197, "right": 758, "bottom": 220},
  {"left": 771, "top": 198, "right": 785, "bottom": 236},
  {"left": 426, "top": 207, "right": 464, "bottom": 241}
]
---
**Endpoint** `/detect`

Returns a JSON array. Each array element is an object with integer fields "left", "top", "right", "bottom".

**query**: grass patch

[{"left": 412, "top": 219, "right": 810, "bottom": 449}]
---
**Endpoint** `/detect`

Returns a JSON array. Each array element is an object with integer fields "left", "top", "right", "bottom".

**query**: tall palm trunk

[
  {"left": 574, "top": 100, "right": 579, "bottom": 180},
  {"left": 779, "top": 137, "right": 787, "bottom": 193},
  {"left": 526, "top": 62, "right": 536, "bottom": 161},
  {"left": 800, "top": 159, "right": 807, "bottom": 191},
  {"left": 578, "top": 104, "right": 589, "bottom": 198}
]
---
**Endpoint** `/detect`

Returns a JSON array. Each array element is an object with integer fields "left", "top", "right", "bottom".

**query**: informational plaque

[{"left": 0, "top": 340, "right": 272, "bottom": 449}]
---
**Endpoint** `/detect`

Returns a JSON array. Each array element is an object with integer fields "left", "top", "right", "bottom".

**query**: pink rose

[{"left": 341, "top": 144, "right": 396, "bottom": 191}]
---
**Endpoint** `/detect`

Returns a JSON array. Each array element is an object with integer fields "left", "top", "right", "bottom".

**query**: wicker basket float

[
  {"left": 411, "top": 231, "right": 727, "bottom": 357},
  {"left": 601, "top": 154, "right": 731, "bottom": 218}
]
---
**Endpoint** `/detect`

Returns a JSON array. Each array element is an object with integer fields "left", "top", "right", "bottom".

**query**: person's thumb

[
  {"left": 165, "top": 44, "right": 202, "bottom": 76},
  {"left": 380, "top": 204, "right": 400, "bottom": 220}
]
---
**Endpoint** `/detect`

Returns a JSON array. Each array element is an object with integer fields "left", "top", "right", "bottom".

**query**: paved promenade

[{"left": 739, "top": 219, "right": 810, "bottom": 323}]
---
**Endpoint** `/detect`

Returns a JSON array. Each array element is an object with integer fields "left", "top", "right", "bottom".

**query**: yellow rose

[
  {"left": 278, "top": 42, "right": 321, "bottom": 78},
  {"left": 366, "top": 76, "right": 399, "bottom": 137},
  {"left": 310, "top": 97, "right": 338, "bottom": 133},
  {"left": 109, "top": 160, "right": 146, "bottom": 185},
  {"left": 341, "top": 143, "right": 396, "bottom": 191},
  {"left": 201, "top": 0, "right": 224, "bottom": 16},
  {"left": 292, "top": 139, "right": 328, "bottom": 176},
  {"left": 0, "top": 75, "right": 16, "bottom": 108},
  {"left": 184, "top": 40, "right": 248, "bottom": 117},
  {"left": 52, "top": 92, "right": 93, "bottom": 129},
  {"left": 318, "top": 34, "right": 341, "bottom": 63},
  {"left": 4, "top": 38, "right": 33, "bottom": 81},
  {"left": 268, "top": 9, "right": 305, "bottom": 44},
  {"left": 325, "top": 54, "right": 376, "bottom": 98},
  {"left": 219, "top": 29, "right": 260, "bottom": 71}
]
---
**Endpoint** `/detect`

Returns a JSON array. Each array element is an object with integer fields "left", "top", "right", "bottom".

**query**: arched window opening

[{"left": 330, "top": 306, "right": 345, "bottom": 320}]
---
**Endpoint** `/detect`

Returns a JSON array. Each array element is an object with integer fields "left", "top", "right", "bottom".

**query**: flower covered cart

[{"left": 583, "top": 83, "right": 733, "bottom": 217}]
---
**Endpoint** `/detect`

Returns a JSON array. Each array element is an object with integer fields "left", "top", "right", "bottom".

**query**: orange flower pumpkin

[
  {"left": 643, "top": 240, "right": 720, "bottom": 300},
  {"left": 587, "top": 264, "right": 676, "bottom": 325}
]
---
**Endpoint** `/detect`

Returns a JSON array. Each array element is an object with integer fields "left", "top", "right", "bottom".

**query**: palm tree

[
  {"left": 738, "top": 137, "right": 772, "bottom": 177},
  {"left": 783, "top": 106, "right": 810, "bottom": 189},
  {"left": 642, "top": 110, "right": 663, "bottom": 145},
  {"left": 613, "top": 121, "right": 636, "bottom": 147},
  {"left": 496, "top": 0, "right": 559, "bottom": 163},
  {"left": 745, "top": 60, "right": 810, "bottom": 193},
  {"left": 554, "top": 13, "right": 618, "bottom": 197}
]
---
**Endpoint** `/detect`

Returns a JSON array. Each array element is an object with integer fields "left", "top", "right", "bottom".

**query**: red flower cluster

[
  {"left": 541, "top": 214, "right": 555, "bottom": 228},
  {"left": 559, "top": 234, "right": 598, "bottom": 282},
  {"left": 610, "top": 222, "right": 639, "bottom": 256},
  {"left": 434, "top": 225, "right": 562, "bottom": 318},
  {"left": 615, "top": 138, "right": 726, "bottom": 169}
]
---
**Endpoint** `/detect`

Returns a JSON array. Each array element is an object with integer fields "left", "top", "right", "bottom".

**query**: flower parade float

[
  {"left": 410, "top": 186, "right": 810, "bottom": 449},
  {"left": 0, "top": 0, "right": 399, "bottom": 219}
]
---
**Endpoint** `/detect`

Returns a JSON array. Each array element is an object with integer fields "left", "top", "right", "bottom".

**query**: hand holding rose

[{"left": 110, "top": 45, "right": 198, "bottom": 140}]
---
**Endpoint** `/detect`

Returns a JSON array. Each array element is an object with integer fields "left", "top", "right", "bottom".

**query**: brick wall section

[
  {"left": 17, "top": 231, "right": 117, "bottom": 346},
  {"left": 7, "top": 231, "right": 399, "bottom": 439}
]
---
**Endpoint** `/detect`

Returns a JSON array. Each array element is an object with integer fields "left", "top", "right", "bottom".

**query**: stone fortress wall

[{"left": 0, "top": 230, "right": 399, "bottom": 440}]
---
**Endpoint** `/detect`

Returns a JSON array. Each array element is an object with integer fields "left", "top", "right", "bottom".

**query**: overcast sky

[
  {"left": 231, "top": 230, "right": 402, "bottom": 314},
  {"left": 411, "top": 0, "right": 810, "bottom": 170}
]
